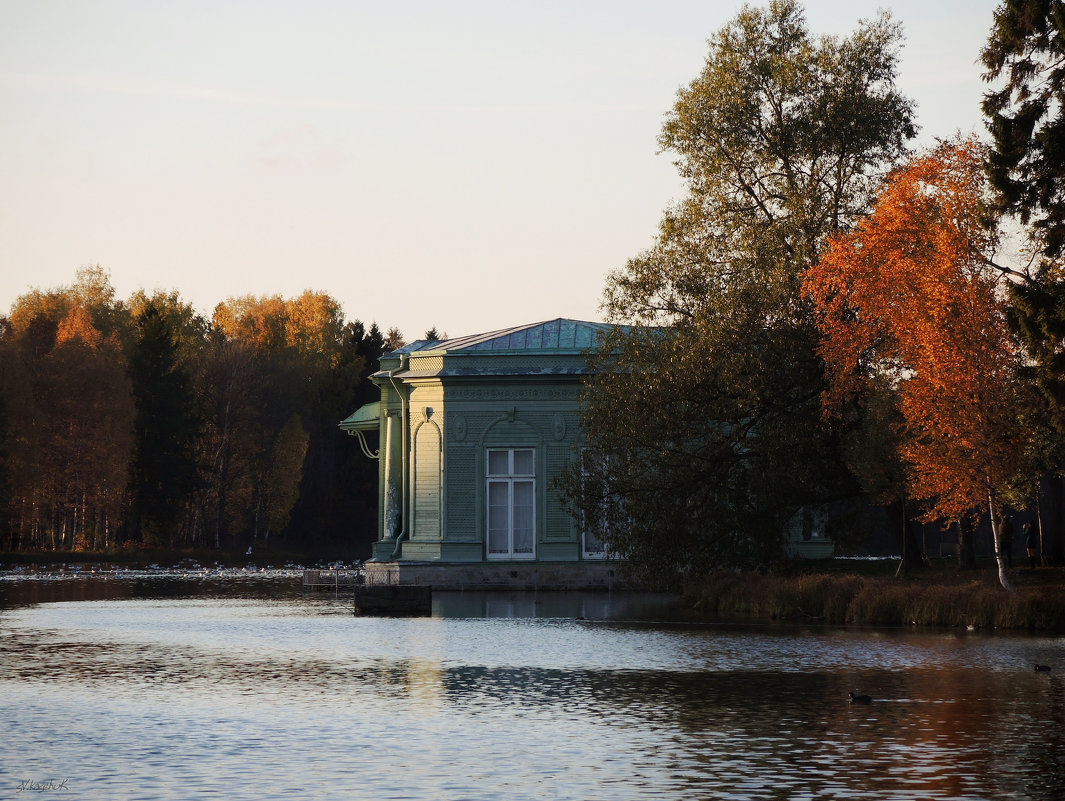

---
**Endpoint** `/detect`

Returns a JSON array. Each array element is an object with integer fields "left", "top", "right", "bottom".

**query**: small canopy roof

[{"left": 339, "top": 400, "right": 381, "bottom": 432}]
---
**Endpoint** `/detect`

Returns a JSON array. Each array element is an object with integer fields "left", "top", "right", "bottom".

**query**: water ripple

[{"left": 2, "top": 593, "right": 1065, "bottom": 800}]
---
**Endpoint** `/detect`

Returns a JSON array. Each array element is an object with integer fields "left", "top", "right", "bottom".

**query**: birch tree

[{"left": 804, "top": 140, "right": 1029, "bottom": 590}]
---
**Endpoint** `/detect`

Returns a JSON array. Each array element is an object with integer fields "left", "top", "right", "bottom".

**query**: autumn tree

[
  {"left": 192, "top": 335, "right": 266, "bottom": 549},
  {"left": 202, "top": 294, "right": 308, "bottom": 549},
  {"left": 253, "top": 413, "right": 310, "bottom": 542},
  {"left": 0, "top": 285, "right": 135, "bottom": 551},
  {"left": 7, "top": 266, "right": 133, "bottom": 346},
  {"left": 52, "top": 308, "right": 136, "bottom": 550},
  {"left": 0, "top": 314, "right": 47, "bottom": 549},
  {"left": 0, "top": 264, "right": 392, "bottom": 556},
  {"left": 804, "top": 140, "right": 1029, "bottom": 590},
  {"left": 0, "top": 268, "right": 139, "bottom": 551},
  {"left": 200, "top": 292, "right": 378, "bottom": 553},
  {"left": 566, "top": 0, "right": 915, "bottom": 584}
]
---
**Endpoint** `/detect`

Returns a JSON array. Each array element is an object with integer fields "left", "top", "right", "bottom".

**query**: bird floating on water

[
  {"left": 849, "top": 691, "right": 872, "bottom": 704},
  {"left": 1035, "top": 664, "right": 1052, "bottom": 672}
]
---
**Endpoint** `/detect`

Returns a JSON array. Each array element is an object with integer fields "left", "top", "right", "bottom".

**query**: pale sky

[{"left": 1, "top": 1, "right": 1000, "bottom": 341}]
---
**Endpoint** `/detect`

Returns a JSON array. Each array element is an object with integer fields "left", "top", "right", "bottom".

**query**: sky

[{"left": 0, "top": 0, "right": 1001, "bottom": 341}]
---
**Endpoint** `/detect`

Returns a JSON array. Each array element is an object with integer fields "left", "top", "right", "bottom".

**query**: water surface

[{"left": 1, "top": 579, "right": 1063, "bottom": 800}]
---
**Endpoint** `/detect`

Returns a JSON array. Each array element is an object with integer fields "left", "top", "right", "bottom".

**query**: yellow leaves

[
  {"left": 55, "top": 306, "right": 102, "bottom": 350},
  {"left": 287, "top": 290, "right": 344, "bottom": 357},
  {"left": 212, "top": 290, "right": 345, "bottom": 366},
  {"left": 7, "top": 290, "right": 71, "bottom": 336},
  {"left": 7, "top": 266, "right": 128, "bottom": 354},
  {"left": 213, "top": 295, "right": 288, "bottom": 351}
]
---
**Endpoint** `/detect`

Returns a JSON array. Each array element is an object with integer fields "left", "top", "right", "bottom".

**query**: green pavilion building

[{"left": 340, "top": 319, "right": 620, "bottom": 588}]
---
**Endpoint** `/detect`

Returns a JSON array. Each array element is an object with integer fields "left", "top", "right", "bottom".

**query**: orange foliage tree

[
  {"left": 203, "top": 292, "right": 350, "bottom": 549},
  {"left": 803, "top": 140, "right": 1029, "bottom": 589},
  {"left": 1, "top": 296, "right": 134, "bottom": 551}
]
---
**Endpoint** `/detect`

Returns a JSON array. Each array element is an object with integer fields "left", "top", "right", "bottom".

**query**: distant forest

[{"left": 0, "top": 265, "right": 402, "bottom": 558}]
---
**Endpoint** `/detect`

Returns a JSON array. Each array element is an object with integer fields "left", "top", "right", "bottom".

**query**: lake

[{"left": 1, "top": 572, "right": 1064, "bottom": 800}]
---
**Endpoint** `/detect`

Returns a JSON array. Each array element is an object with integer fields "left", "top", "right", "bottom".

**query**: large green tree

[{"left": 568, "top": 0, "right": 915, "bottom": 584}]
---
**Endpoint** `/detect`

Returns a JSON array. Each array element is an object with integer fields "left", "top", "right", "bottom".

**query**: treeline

[{"left": 0, "top": 266, "right": 393, "bottom": 557}]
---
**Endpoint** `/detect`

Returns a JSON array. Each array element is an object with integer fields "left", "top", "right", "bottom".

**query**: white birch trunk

[{"left": 987, "top": 494, "right": 1012, "bottom": 592}]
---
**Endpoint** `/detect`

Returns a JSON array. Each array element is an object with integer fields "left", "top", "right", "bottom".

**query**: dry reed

[{"left": 684, "top": 570, "right": 1065, "bottom": 631}]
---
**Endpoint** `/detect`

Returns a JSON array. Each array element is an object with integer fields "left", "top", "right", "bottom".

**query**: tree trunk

[
  {"left": 987, "top": 494, "right": 1012, "bottom": 591},
  {"left": 895, "top": 501, "right": 925, "bottom": 575}
]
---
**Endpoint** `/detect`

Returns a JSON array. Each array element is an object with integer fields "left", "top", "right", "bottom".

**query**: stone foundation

[{"left": 364, "top": 560, "right": 626, "bottom": 591}]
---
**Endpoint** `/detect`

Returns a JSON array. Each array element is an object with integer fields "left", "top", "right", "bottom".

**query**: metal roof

[
  {"left": 338, "top": 400, "right": 381, "bottom": 431},
  {"left": 393, "top": 318, "right": 611, "bottom": 356}
]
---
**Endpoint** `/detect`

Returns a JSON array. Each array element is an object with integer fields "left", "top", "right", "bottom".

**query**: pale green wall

[
  {"left": 365, "top": 321, "right": 603, "bottom": 564},
  {"left": 443, "top": 380, "right": 583, "bottom": 561},
  {"left": 373, "top": 376, "right": 586, "bottom": 562}
]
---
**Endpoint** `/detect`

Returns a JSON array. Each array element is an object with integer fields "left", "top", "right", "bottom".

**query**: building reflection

[{"left": 431, "top": 590, "right": 682, "bottom": 621}]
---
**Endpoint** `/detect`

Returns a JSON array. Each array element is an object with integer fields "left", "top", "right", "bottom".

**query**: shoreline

[
  {"left": 684, "top": 566, "right": 1065, "bottom": 632},
  {"left": 5, "top": 552, "right": 1065, "bottom": 632}
]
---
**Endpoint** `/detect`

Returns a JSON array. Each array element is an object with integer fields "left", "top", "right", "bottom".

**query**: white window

[{"left": 486, "top": 448, "right": 535, "bottom": 560}]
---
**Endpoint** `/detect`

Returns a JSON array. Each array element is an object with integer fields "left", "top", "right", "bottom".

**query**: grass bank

[{"left": 684, "top": 563, "right": 1065, "bottom": 631}]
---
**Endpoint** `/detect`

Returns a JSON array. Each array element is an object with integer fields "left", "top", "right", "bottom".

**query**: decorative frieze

[{"left": 446, "top": 387, "right": 575, "bottom": 401}]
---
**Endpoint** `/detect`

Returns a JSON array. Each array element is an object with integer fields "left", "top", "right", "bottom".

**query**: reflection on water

[
  {"left": 1, "top": 581, "right": 1064, "bottom": 800},
  {"left": 432, "top": 589, "right": 684, "bottom": 621}
]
